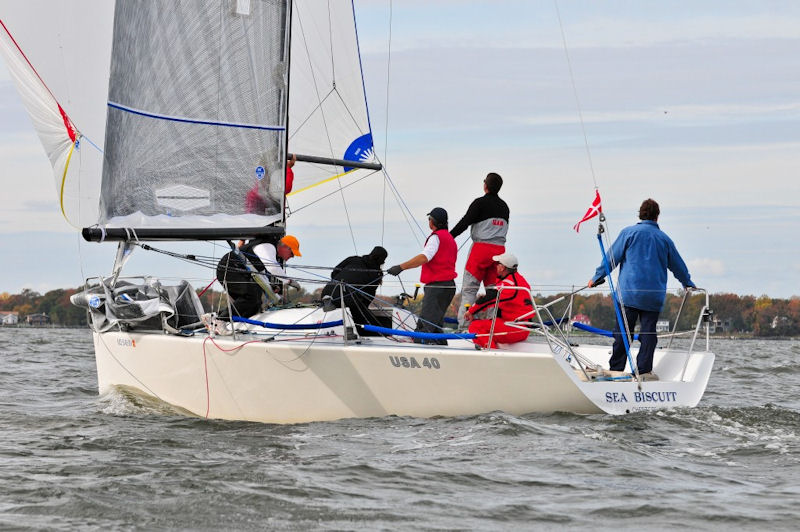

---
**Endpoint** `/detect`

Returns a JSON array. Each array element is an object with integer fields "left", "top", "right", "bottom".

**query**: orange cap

[{"left": 280, "top": 234, "right": 302, "bottom": 257}]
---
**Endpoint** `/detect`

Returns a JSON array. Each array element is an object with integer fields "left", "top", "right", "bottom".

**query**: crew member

[
  {"left": 466, "top": 252, "right": 533, "bottom": 349},
  {"left": 450, "top": 172, "right": 509, "bottom": 328},
  {"left": 387, "top": 208, "right": 457, "bottom": 345}
]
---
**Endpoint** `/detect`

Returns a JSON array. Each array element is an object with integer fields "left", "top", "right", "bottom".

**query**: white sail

[
  {"left": 0, "top": 5, "right": 112, "bottom": 227},
  {"left": 287, "top": 0, "right": 377, "bottom": 198}
]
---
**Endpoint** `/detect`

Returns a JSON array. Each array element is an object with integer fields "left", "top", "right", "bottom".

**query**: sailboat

[{"left": 1, "top": 1, "right": 714, "bottom": 424}]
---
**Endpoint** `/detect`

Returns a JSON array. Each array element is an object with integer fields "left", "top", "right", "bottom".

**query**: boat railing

[
  {"left": 666, "top": 288, "right": 711, "bottom": 354},
  {"left": 486, "top": 286, "right": 592, "bottom": 372}
]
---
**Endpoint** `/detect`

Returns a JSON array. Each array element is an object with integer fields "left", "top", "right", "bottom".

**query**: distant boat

[{"left": 1, "top": 0, "right": 714, "bottom": 423}]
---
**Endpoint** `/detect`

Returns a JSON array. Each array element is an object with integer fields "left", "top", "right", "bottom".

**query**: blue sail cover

[{"left": 100, "top": 0, "right": 290, "bottom": 230}]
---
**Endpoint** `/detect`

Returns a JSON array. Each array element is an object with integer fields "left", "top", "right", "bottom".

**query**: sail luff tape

[{"left": 286, "top": 168, "right": 357, "bottom": 197}]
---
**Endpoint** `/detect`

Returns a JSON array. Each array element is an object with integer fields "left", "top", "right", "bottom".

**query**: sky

[{"left": 1, "top": 0, "right": 799, "bottom": 299}]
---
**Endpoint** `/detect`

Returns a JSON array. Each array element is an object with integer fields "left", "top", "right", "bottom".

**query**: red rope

[{"left": 197, "top": 278, "right": 216, "bottom": 297}]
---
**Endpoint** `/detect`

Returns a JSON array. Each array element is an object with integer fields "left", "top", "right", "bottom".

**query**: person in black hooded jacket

[{"left": 321, "top": 246, "right": 388, "bottom": 329}]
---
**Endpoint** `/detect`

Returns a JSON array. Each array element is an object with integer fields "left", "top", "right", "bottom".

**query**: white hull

[{"left": 92, "top": 309, "right": 715, "bottom": 423}]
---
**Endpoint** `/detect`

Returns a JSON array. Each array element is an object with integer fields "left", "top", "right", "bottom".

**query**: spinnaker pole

[{"left": 287, "top": 153, "right": 382, "bottom": 171}]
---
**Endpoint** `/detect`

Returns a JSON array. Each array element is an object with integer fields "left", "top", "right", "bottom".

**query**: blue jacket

[{"left": 592, "top": 220, "right": 695, "bottom": 312}]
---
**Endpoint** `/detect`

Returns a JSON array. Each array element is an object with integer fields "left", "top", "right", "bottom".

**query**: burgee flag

[{"left": 573, "top": 190, "right": 602, "bottom": 232}]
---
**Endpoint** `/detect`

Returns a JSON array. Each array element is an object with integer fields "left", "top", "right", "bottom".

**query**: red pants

[
  {"left": 465, "top": 242, "right": 504, "bottom": 286},
  {"left": 468, "top": 319, "right": 530, "bottom": 348}
]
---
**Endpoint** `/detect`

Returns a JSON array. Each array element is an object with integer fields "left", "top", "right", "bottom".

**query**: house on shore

[
  {"left": 1, "top": 311, "right": 19, "bottom": 325},
  {"left": 26, "top": 313, "right": 50, "bottom": 327}
]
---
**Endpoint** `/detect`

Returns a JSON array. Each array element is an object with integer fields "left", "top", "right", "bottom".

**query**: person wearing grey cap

[
  {"left": 387, "top": 208, "right": 457, "bottom": 344},
  {"left": 465, "top": 251, "right": 533, "bottom": 349}
]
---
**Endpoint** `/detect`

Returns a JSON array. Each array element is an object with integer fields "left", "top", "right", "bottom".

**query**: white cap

[{"left": 492, "top": 252, "right": 518, "bottom": 268}]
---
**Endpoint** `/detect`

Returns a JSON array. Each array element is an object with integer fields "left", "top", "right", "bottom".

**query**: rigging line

[
  {"left": 331, "top": 87, "right": 371, "bottom": 136},
  {"left": 381, "top": 169, "right": 426, "bottom": 239},
  {"left": 327, "top": 1, "right": 335, "bottom": 81},
  {"left": 553, "top": 0, "right": 598, "bottom": 189},
  {"left": 287, "top": 167, "right": 357, "bottom": 196},
  {"left": 381, "top": 0, "right": 394, "bottom": 245},
  {"left": 384, "top": 173, "right": 422, "bottom": 247},
  {"left": 382, "top": 0, "right": 393, "bottom": 167},
  {"left": 351, "top": 0, "right": 377, "bottom": 135},
  {"left": 286, "top": 87, "right": 336, "bottom": 141},
  {"left": 289, "top": 169, "right": 378, "bottom": 214}
]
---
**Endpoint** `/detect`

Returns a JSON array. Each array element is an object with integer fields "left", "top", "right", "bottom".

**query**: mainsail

[{"left": 100, "top": 0, "right": 290, "bottom": 235}]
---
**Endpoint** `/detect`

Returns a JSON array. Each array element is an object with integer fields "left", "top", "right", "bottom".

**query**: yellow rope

[
  {"left": 286, "top": 167, "right": 356, "bottom": 197},
  {"left": 59, "top": 139, "right": 77, "bottom": 222}
]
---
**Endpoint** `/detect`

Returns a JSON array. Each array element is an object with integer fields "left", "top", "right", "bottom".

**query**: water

[{"left": 1, "top": 328, "right": 799, "bottom": 530}]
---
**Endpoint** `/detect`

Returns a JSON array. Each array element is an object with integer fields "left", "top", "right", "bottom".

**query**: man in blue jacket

[{"left": 588, "top": 199, "right": 696, "bottom": 375}]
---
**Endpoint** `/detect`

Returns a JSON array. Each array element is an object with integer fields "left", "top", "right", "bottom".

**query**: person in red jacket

[
  {"left": 465, "top": 251, "right": 533, "bottom": 349},
  {"left": 387, "top": 207, "right": 457, "bottom": 345},
  {"left": 245, "top": 154, "right": 296, "bottom": 214}
]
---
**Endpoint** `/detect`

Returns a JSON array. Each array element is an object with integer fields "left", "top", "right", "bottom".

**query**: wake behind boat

[{"left": 1, "top": 0, "right": 714, "bottom": 424}]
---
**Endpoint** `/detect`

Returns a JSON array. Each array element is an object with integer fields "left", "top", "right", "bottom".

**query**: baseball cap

[
  {"left": 492, "top": 252, "right": 518, "bottom": 268},
  {"left": 427, "top": 207, "right": 448, "bottom": 225},
  {"left": 280, "top": 234, "right": 302, "bottom": 257}
]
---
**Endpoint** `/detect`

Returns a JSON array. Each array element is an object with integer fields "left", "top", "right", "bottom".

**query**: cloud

[{"left": 688, "top": 258, "right": 726, "bottom": 276}]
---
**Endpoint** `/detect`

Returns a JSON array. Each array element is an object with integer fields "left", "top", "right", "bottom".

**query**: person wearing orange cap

[
  {"left": 217, "top": 234, "right": 302, "bottom": 316},
  {"left": 251, "top": 234, "right": 301, "bottom": 291}
]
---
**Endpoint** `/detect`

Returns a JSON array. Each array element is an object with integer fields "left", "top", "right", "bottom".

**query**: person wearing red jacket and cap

[{"left": 465, "top": 251, "right": 533, "bottom": 349}]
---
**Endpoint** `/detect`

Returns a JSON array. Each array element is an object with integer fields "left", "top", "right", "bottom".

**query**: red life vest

[
  {"left": 420, "top": 229, "right": 457, "bottom": 284},
  {"left": 285, "top": 167, "right": 294, "bottom": 194},
  {"left": 496, "top": 271, "right": 533, "bottom": 320}
]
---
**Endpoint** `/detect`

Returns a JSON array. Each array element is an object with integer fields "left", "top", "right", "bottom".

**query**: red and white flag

[{"left": 573, "top": 190, "right": 602, "bottom": 232}]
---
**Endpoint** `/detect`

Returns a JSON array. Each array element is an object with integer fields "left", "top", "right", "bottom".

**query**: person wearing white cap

[{"left": 464, "top": 251, "right": 533, "bottom": 348}]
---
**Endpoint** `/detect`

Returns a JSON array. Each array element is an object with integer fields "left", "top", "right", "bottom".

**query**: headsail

[
  {"left": 0, "top": 3, "right": 113, "bottom": 228},
  {"left": 98, "top": 0, "right": 291, "bottom": 237},
  {"left": 287, "top": 0, "right": 378, "bottom": 199},
  {"left": 1, "top": 18, "right": 87, "bottom": 226}
]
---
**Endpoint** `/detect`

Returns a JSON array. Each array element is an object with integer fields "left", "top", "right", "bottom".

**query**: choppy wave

[{"left": 1, "top": 329, "right": 799, "bottom": 530}]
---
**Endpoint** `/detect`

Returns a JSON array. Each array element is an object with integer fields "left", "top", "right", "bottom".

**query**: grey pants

[
  {"left": 457, "top": 269, "right": 481, "bottom": 327},
  {"left": 415, "top": 280, "right": 456, "bottom": 345}
]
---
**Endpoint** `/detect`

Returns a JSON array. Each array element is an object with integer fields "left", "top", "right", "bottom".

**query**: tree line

[{"left": 1, "top": 287, "right": 797, "bottom": 337}]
